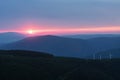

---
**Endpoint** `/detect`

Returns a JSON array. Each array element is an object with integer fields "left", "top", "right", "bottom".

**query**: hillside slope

[{"left": 0, "top": 50, "right": 120, "bottom": 80}]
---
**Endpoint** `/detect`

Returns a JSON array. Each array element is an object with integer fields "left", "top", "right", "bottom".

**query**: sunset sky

[{"left": 0, "top": 0, "right": 120, "bottom": 35}]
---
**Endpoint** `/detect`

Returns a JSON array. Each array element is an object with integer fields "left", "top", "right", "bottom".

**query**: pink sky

[{"left": 0, "top": 25, "right": 120, "bottom": 35}]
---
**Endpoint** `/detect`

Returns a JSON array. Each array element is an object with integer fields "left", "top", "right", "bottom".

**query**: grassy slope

[{"left": 0, "top": 50, "right": 120, "bottom": 80}]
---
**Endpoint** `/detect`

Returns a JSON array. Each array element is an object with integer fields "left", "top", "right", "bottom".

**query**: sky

[{"left": 0, "top": 0, "right": 120, "bottom": 35}]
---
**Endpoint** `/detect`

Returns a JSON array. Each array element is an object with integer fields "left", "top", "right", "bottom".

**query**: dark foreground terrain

[{"left": 0, "top": 50, "right": 120, "bottom": 80}]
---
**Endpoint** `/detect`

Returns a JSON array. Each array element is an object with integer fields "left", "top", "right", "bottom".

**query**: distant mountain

[
  {"left": 87, "top": 37, "right": 120, "bottom": 51},
  {"left": 64, "top": 34, "right": 120, "bottom": 39},
  {"left": 0, "top": 35, "right": 91, "bottom": 58},
  {"left": 0, "top": 35, "right": 120, "bottom": 58},
  {"left": 0, "top": 32, "right": 26, "bottom": 44}
]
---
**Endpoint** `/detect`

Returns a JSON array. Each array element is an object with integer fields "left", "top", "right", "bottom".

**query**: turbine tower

[
  {"left": 93, "top": 54, "right": 96, "bottom": 60},
  {"left": 100, "top": 55, "right": 102, "bottom": 60},
  {"left": 109, "top": 53, "right": 112, "bottom": 59}
]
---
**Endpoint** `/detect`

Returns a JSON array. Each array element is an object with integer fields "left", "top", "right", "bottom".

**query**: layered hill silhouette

[
  {"left": 0, "top": 35, "right": 91, "bottom": 58},
  {"left": 0, "top": 35, "right": 120, "bottom": 58},
  {"left": 0, "top": 32, "right": 26, "bottom": 45},
  {"left": 64, "top": 34, "right": 120, "bottom": 39}
]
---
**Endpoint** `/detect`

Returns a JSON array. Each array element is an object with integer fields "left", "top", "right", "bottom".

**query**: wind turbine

[
  {"left": 109, "top": 53, "right": 112, "bottom": 59},
  {"left": 93, "top": 54, "right": 96, "bottom": 60},
  {"left": 100, "top": 55, "right": 102, "bottom": 60}
]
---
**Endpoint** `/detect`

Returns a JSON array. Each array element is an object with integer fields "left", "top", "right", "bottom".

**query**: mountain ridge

[{"left": 0, "top": 35, "right": 120, "bottom": 58}]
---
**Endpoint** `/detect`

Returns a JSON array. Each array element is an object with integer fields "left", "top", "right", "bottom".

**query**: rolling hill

[
  {"left": 0, "top": 50, "right": 53, "bottom": 58},
  {"left": 0, "top": 35, "right": 91, "bottom": 58},
  {"left": 0, "top": 32, "right": 26, "bottom": 45},
  {"left": 0, "top": 35, "right": 120, "bottom": 58}
]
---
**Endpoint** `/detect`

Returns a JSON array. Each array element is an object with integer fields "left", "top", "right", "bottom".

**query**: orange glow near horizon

[
  {"left": 0, "top": 26, "right": 120, "bottom": 35},
  {"left": 0, "top": 20, "right": 120, "bottom": 35},
  {"left": 21, "top": 26, "right": 120, "bottom": 35}
]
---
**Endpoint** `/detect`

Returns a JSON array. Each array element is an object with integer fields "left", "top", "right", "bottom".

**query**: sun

[{"left": 27, "top": 30, "right": 35, "bottom": 34}]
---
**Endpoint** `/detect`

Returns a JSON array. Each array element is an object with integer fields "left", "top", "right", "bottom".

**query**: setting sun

[{"left": 27, "top": 30, "right": 35, "bottom": 34}]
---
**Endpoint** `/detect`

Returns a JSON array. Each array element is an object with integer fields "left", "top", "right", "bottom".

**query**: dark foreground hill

[
  {"left": 0, "top": 50, "right": 120, "bottom": 80},
  {"left": 0, "top": 50, "right": 53, "bottom": 58},
  {"left": 0, "top": 35, "right": 120, "bottom": 58}
]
